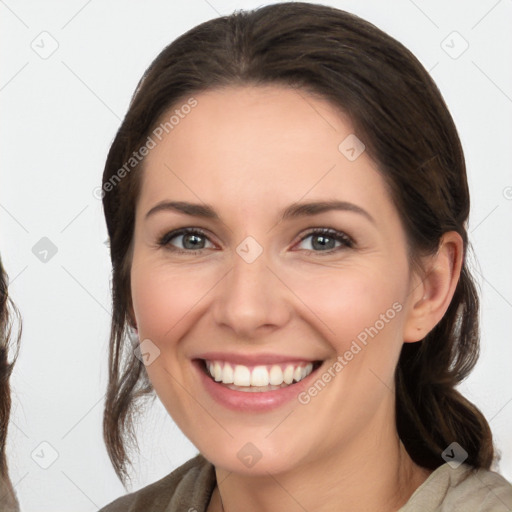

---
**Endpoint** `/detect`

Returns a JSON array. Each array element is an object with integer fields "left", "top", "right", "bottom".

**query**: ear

[{"left": 403, "top": 231, "right": 464, "bottom": 343}]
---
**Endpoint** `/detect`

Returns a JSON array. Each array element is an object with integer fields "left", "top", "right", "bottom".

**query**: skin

[{"left": 129, "top": 85, "right": 463, "bottom": 512}]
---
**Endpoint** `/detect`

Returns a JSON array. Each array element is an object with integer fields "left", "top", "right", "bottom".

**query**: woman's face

[{"left": 130, "top": 85, "right": 421, "bottom": 475}]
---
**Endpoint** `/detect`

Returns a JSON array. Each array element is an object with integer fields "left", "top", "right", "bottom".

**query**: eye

[
  {"left": 295, "top": 228, "right": 354, "bottom": 254},
  {"left": 157, "top": 228, "right": 215, "bottom": 254},
  {"left": 157, "top": 227, "right": 354, "bottom": 256}
]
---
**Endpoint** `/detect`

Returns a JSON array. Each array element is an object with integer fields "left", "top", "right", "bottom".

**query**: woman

[
  {"left": 0, "top": 257, "right": 21, "bottom": 511},
  {"left": 99, "top": 3, "right": 512, "bottom": 511}
]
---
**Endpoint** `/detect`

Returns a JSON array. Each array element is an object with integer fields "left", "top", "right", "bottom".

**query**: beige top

[{"left": 99, "top": 454, "right": 512, "bottom": 511}]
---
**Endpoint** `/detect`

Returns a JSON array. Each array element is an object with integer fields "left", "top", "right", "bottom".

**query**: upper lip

[{"left": 193, "top": 352, "right": 320, "bottom": 366}]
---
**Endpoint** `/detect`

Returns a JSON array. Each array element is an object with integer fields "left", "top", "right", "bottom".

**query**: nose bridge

[{"left": 212, "top": 236, "right": 290, "bottom": 335}]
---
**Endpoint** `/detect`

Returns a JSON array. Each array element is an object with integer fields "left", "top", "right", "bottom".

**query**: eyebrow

[{"left": 145, "top": 200, "right": 375, "bottom": 225}]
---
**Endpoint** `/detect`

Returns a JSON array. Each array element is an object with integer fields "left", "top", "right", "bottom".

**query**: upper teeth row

[{"left": 206, "top": 361, "right": 314, "bottom": 387}]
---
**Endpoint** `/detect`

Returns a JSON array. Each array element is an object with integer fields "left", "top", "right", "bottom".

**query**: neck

[{"left": 209, "top": 426, "right": 431, "bottom": 512}]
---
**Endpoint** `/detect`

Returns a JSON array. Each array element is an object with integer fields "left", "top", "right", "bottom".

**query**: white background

[{"left": 1, "top": 1, "right": 511, "bottom": 510}]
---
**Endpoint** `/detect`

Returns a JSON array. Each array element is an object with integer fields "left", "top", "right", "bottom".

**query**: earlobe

[{"left": 403, "top": 231, "right": 464, "bottom": 343}]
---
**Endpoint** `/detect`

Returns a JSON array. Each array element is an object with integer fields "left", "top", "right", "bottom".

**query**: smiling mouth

[{"left": 199, "top": 359, "right": 323, "bottom": 392}]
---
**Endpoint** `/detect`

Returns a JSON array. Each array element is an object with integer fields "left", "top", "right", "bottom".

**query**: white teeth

[
  {"left": 283, "top": 365, "right": 294, "bottom": 384},
  {"left": 222, "top": 363, "right": 234, "bottom": 384},
  {"left": 251, "top": 366, "right": 269, "bottom": 387},
  {"left": 269, "top": 365, "right": 284, "bottom": 385},
  {"left": 213, "top": 361, "right": 222, "bottom": 382},
  {"left": 204, "top": 360, "right": 315, "bottom": 389},
  {"left": 233, "top": 365, "right": 251, "bottom": 386}
]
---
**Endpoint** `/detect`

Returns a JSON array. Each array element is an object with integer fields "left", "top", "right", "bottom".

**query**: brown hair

[
  {"left": 101, "top": 2, "right": 494, "bottom": 484},
  {"left": 0, "top": 256, "right": 21, "bottom": 506}
]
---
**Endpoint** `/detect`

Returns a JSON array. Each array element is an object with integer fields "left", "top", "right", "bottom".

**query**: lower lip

[{"left": 193, "top": 359, "right": 322, "bottom": 412}]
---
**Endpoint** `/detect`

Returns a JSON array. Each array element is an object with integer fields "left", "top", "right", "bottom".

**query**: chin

[{"left": 196, "top": 438, "right": 308, "bottom": 477}]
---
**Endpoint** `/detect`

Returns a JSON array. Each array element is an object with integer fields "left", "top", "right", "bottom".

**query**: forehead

[{"left": 138, "top": 85, "right": 394, "bottom": 222}]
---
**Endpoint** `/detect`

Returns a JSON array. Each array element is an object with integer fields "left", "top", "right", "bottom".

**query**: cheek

[
  {"left": 287, "top": 263, "right": 405, "bottom": 352},
  {"left": 130, "top": 258, "right": 215, "bottom": 341}
]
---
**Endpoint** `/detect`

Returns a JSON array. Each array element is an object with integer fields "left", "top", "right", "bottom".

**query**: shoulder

[
  {"left": 401, "top": 462, "right": 512, "bottom": 512},
  {"left": 447, "top": 464, "right": 512, "bottom": 511},
  {"left": 98, "top": 453, "right": 216, "bottom": 512}
]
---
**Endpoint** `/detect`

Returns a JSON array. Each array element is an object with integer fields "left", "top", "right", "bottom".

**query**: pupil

[
  {"left": 313, "top": 235, "right": 334, "bottom": 250},
  {"left": 184, "top": 234, "right": 203, "bottom": 249}
]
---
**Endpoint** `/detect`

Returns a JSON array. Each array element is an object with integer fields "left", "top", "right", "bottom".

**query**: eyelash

[{"left": 157, "top": 227, "right": 355, "bottom": 256}]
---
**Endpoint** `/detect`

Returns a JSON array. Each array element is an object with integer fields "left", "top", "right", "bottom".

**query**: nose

[{"left": 212, "top": 243, "right": 292, "bottom": 339}]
